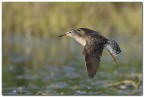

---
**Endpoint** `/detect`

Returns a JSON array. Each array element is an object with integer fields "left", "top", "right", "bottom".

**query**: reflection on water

[{"left": 2, "top": 35, "right": 142, "bottom": 95}]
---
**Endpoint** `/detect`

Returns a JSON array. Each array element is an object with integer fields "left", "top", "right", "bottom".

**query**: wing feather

[{"left": 83, "top": 42, "right": 104, "bottom": 78}]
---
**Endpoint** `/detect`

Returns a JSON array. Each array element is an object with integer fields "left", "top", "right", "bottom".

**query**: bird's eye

[{"left": 69, "top": 32, "right": 71, "bottom": 33}]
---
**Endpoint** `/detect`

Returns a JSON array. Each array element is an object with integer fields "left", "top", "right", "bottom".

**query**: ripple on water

[{"left": 47, "top": 82, "right": 68, "bottom": 89}]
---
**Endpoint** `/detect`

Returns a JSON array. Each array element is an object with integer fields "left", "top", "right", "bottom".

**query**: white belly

[{"left": 75, "top": 37, "right": 86, "bottom": 46}]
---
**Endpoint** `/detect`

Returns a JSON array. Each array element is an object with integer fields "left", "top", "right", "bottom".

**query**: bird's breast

[{"left": 74, "top": 36, "right": 86, "bottom": 46}]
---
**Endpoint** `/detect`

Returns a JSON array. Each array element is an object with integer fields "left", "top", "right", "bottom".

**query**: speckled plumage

[{"left": 59, "top": 28, "right": 121, "bottom": 78}]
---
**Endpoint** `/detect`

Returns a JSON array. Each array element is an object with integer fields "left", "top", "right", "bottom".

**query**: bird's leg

[{"left": 107, "top": 50, "right": 118, "bottom": 68}]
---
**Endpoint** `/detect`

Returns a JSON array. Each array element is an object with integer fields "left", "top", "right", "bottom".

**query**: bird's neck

[{"left": 73, "top": 35, "right": 86, "bottom": 46}]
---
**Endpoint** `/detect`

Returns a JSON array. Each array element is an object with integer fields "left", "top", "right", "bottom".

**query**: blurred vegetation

[
  {"left": 2, "top": 2, "right": 142, "bottom": 95},
  {"left": 2, "top": 2, "right": 142, "bottom": 64},
  {"left": 2, "top": 2, "right": 142, "bottom": 37}
]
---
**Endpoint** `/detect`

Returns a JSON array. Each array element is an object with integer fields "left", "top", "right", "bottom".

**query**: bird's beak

[{"left": 58, "top": 33, "right": 67, "bottom": 37}]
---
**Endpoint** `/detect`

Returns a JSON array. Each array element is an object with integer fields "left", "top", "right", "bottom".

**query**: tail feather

[{"left": 105, "top": 39, "right": 121, "bottom": 56}]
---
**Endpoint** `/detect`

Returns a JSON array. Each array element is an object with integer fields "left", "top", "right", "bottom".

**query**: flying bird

[{"left": 59, "top": 28, "right": 121, "bottom": 78}]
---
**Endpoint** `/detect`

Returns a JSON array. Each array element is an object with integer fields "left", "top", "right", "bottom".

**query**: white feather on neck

[{"left": 74, "top": 36, "right": 86, "bottom": 46}]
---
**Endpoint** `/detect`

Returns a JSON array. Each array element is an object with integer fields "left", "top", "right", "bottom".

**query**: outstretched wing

[{"left": 83, "top": 42, "right": 104, "bottom": 78}]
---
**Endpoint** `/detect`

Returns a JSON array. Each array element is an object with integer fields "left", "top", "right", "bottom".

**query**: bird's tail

[{"left": 105, "top": 39, "right": 121, "bottom": 56}]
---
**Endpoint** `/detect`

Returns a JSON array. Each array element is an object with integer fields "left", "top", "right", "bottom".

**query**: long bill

[{"left": 58, "top": 34, "right": 66, "bottom": 37}]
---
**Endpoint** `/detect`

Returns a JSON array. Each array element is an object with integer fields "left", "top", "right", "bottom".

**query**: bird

[{"left": 59, "top": 28, "right": 121, "bottom": 79}]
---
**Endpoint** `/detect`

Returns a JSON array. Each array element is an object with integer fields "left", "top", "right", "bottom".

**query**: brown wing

[{"left": 83, "top": 42, "right": 104, "bottom": 78}]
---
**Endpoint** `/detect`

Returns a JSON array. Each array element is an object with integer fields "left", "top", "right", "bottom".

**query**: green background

[{"left": 2, "top": 2, "right": 142, "bottom": 95}]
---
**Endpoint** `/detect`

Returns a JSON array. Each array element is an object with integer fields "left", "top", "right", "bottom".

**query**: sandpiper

[{"left": 59, "top": 28, "right": 121, "bottom": 78}]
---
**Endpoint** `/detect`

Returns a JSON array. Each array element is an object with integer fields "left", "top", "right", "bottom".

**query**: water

[{"left": 2, "top": 35, "right": 142, "bottom": 95}]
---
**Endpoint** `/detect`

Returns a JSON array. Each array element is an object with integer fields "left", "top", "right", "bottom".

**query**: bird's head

[{"left": 58, "top": 28, "right": 85, "bottom": 38}]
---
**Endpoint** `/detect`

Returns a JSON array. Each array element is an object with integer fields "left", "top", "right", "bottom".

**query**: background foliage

[{"left": 2, "top": 2, "right": 142, "bottom": 95}]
